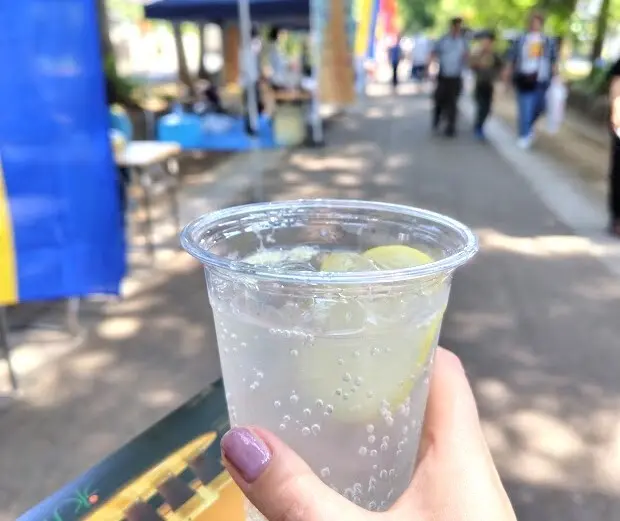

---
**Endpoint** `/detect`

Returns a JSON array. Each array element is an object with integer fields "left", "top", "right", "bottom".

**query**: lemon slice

[
  {"left": 300, "top": 312, "right": 443, "bottom": 423},
  {"left": 320, "top": 252, "right": 377, "bottom": 272},
  {"left": 376, "top": 311, "right": 443, "bottom": 413},
  {"left": 297, "top": 245, "right": 442, "bottom": 423},
  {"left": 362, "top": 245, "right": 434, "bottom": 269}
]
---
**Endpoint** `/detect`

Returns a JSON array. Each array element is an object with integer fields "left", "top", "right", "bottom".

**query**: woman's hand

[
  {"left": 221, "top": 348, "right": 517, "bottom": 521},
  {"left": 612, "top": 107, "right": 620, "bottom": 131},
  {"left": 612, "top": 100, "right": 620, "bottom": 131}
]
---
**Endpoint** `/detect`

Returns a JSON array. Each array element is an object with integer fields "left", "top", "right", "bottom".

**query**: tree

[
  {"left": 541, "top": 0, "right": 581, "bottom": 37},
  {"left": 173, "top": 22, "right": 195, "bottom": 93},
  {"left": 590, "top": 0, "right": 611, "bottom": 63},
  {"left": 96, "top": 0, "right": 114, "bottom": 61},
  {"left": 397, "top": 0, "right": 436, "bottom": 32},
  {"left": 197, "top": 23, "right": 208, "bottom": 79},
  {"left": 96, "top": 0, "right": 139, "bottom": 108},
  {"left": 413, "top": 0, "right": 581, "bottom": 37}
]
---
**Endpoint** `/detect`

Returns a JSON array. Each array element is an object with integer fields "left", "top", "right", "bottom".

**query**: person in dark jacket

[
  {"left": 470, "top": 31, "right": 502, "bottom": 140},
  {"left": 389, "top": 36, "right": 402, "bottom": 88},
  {"left": 608, "top": 58, "right": 620, "bottom": 236},
  {"left": 503, "top": 11, "right": 558, "bottom": 149}
]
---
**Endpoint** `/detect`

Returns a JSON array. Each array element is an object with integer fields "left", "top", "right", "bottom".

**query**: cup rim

[{"left": 180, "top": 199, "right": 478, "bottom": 285}]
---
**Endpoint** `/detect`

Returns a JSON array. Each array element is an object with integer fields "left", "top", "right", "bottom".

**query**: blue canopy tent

[
  {"left": 145, "top": 0, "right": 320, "bottom": 150},
  {"left": 145, "top": 0, "right": 310, "bottom": 24}
]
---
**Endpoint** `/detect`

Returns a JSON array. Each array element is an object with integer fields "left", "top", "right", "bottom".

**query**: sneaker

[
  {"left": 517, "top": 135, "right": 532, "bottom": 149},
  {"left": 527, "top": 130, "right": 535, "bottom": 144},
  {"left": 474, "top": 127, "right": 486, "bottom": 141}
]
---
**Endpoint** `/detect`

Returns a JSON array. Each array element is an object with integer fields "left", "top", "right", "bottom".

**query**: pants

[
  {"left": 411, "top": 64, "right": 426, "bottom": 81},
  {"left": 392, "top": 62, "right": 399, "bottom": 87},
  {"left": 203, "top": 84, "right": 225, "bottom": 113},
  {"left": 118, "top": 167, "right": 130, "bottom": 229},
  {"left": 433, "top": 76, "right": 462, "bottom": 133},
  {"left": 474, "top": 82, "right": 494, "bottom": 130},
  {"left": 610, "top": 132, "right": 620, "bottom": 222},
  {"left": 243, "top": 81, "right": 264, "bottom": 134},
  {"left": 516, "top": 82, "right": 548, "bottom": 138}
]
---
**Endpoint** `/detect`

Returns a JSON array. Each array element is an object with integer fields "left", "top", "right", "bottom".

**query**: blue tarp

[
  {"left": 158, "top": 112, "right": 277, "bottom": 150},
  {"left": 0, "top": 0, "right": 126, "bottom": 303},
  {"left": 145, "top": 0, "right": 310, "bottom": 22}
]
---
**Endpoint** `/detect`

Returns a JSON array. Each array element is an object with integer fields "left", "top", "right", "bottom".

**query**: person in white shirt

[
  {"left": 503, "top": 11, "right": 558, "bottom": 149},
  {"left": 411, "top": 34, "right": 431, "bottom": 81},
  {"left": 266, "top": 27, "right": 289, "bottom": 90}
]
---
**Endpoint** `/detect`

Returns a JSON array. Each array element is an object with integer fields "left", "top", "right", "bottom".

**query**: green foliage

[
  {"left": 399, "top": 0, "right": 582, "bottom": 37},
  {"left": 540, "top": 0, "right": 580, "bottom": 36},
  {"left": 571, "top": 62, "right": 611, "bottom": 95},
  {"left": 105, "top": 0, "right": 143, "bottom": 22},
  {"left": 282, "top": 31, "right": 303, "bottom": 58},
  {"left": 397, "top": 0, "right": 435, "bottom": 32},
  {"left": 104, "top": 52, "right": 140, "bottom": 107}
]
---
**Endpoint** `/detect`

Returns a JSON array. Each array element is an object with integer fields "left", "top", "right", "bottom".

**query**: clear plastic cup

[{"left": 181, "top": 199, "right": 477, "bottom": 515}]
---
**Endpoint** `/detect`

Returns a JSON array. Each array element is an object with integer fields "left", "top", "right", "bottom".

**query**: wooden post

[
  {"left": 319, "top": 0, "right": 356, "bottom": 105},
  {"left": 222, "top": 24, "right": 241, "bottom": 87}
]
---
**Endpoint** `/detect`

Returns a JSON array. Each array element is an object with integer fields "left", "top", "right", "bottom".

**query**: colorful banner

[
  {"left": 0, "top": 0, "right": 125, "bottom": 306},
  {"left": 380, "top": 0, "right": 398, "bottom": 40},
  {"left": 353, "top": 0, "right": 374, "bottom": 57},
  {"left": 366, "top": 0, "right": 381, "bottom": 59}
]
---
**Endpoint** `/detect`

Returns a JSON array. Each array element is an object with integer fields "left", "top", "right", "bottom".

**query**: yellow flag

[{"left": 0, "top": 157, "right": 17, "bottom": 305}]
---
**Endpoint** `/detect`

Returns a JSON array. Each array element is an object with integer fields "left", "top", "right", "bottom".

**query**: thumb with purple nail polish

[{"left": 221, "top": 426, "right": 362, "bottom": 521}]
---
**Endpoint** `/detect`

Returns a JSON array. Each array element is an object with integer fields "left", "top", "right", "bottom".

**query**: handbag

[
  {"left": 545, "top": 77, "right": 568, "bottom": 134},
  {"left": 513, "top": 72, "right": 538, "bottom": 91}
]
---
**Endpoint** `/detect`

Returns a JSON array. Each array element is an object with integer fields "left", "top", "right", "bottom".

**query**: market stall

[{"left": 145, "top": 0, "right": 355, "bottom": 150}]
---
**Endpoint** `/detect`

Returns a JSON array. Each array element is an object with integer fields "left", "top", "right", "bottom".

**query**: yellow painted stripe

[{"left": 0, "top": 158, "right": 17, "bottom": 305}]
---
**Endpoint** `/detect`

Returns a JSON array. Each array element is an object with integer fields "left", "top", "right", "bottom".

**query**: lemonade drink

[{"left": 181, "top": 200, "right": 477, "bottom": 516}]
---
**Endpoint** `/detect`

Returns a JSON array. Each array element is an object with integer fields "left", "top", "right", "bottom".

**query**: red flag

[{"left": 380, "top": 0, "right": 398, "bottom": 40}]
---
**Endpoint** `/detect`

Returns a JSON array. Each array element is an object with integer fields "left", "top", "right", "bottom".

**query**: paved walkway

[
  {"left": 2, "top": 83, "right": 620, "bottom": 520},
  {"left": 492, "top": 86, "right": 609, "bottom": 201}
]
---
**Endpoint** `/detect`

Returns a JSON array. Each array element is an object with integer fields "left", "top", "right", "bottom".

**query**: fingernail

[
  {"left": 438, "top": 347, "right": 465, "bottom": 374},
  {"left": 445, "top": 351, "right": 464, "bottom": 373},
  {"left": 221, "top": 427, "right": 271, "bottom": 483}
]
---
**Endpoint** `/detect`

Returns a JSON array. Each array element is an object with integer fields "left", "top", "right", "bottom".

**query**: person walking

[
  {"left": 503, "top": 11, "right": 558, "bottom": 149},
  {"left": 389, "top": 36, "right": 402, "bottom": 89},
  {"left": 430, "top": 17, "right": 469, "bottom": 137},
  {"left": 266, "top": 27, "right": 289, "bottom": 91},
  {"left": 411, "top": 33, "right": 431, "bottom": 82},
  {"left": 470, "top": 31, "right": 502, "bottom": 140},
  {"left": 608, "top": 58, "right": 620, "bottom": 236}
]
